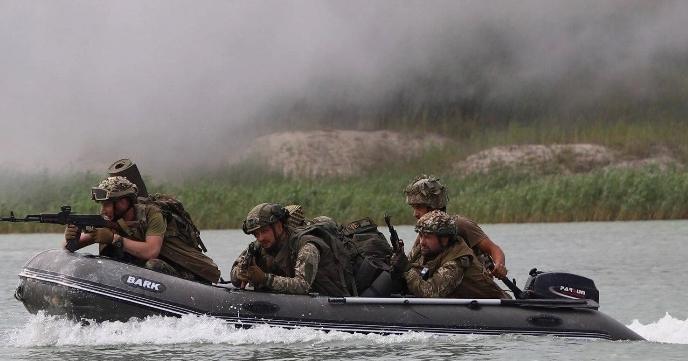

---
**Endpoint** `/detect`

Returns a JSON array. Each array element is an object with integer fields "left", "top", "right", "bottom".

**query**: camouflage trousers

[{"left": 145, "top": 258, "right": 197, "bottom": 281}]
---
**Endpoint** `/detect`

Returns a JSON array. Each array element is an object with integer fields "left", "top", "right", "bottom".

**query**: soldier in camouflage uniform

[
  {"left": 403, "top": 175, "right": 509, "bottom": 278},
  {"left": 63, "top": 176, "right": 220, "bottom": 283},
  {"left": 230, "top": 203, "right": 350, "bottom": 296},
  {"left": 391, "top": 210, "right": 508, "bottom": 298}
]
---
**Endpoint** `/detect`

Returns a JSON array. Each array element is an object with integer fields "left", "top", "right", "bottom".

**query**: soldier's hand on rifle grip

[
  {"left": 390, "top": 247, "right": 410, "bottom": 278},
  {"left": 246, "top": 258, "right": 267, "bottom": 286},
  {"left": 88, "top": 228, "right": 115, "bottom": 244},
  {"left": 64, "top": 225, "right": 78, "bottom": 242},
  {"left": 63, "top": 225, "right": 80, "bottom": 252},
  {"left": 491, "top": 262, "right": 508, "bottom": 279}
]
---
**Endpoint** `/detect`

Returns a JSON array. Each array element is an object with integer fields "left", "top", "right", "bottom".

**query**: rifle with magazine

[
  {"left": 0, "top": 205, "right": 117, "bottom": 251},
  {"left": 383, "top": 213, "right": 402, "bottom": 253},
  {"left": 239, "top": 241, "right": 262, "bottom": 288}
]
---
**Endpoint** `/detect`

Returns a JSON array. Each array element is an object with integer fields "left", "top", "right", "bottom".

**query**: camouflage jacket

[
  {"left": 231, "top": 229, "right": 350, "bottom": 296},
  {"left": 408, "top": 214, "right": 492, "bottom": 270},
  {"left": 405, "top": 241, "right": 508, "bottom": 299}
]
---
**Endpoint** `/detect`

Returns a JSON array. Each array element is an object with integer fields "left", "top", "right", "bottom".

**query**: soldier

[
  {"left": 391, "top": 210, "right": 508, "bottom": 299},
  {"left": 404, "top": 175, "right": 508, "bottom": 278},
  {"left": 63, "top": 176, "right": 220, "bottom": 283},
  {"left": 230, "top": 203, "right": 351, "bottom": 296}
]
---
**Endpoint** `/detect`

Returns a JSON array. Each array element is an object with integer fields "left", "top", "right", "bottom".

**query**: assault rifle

[
  {"left": 241, "top": 241, "right": 261, "bottom": 269},
  {"left": 384, "top": 213, "right": 402, "bottom": 253},
  {"left": 485, "top": 255, "right": 523, "bottom": 299},
  {"left": 239, "top": 241, "right": 262, "bottom": 289},
  {"left": 0, "top": 205, "right": 116, "bottom": 251}
]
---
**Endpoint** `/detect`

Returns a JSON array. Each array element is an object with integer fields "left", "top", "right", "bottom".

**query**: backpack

[
  {"left": 291, "top": 222, "right": 357, "bottom": 296},
  {"left": 340, "top": 217, "right": 393, "bottom": 294},
  {"left": 141, "top": 193, "right": 208, "bottom": 253}
]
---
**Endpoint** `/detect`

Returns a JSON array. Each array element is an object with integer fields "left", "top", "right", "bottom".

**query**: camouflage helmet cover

[
  {"left": 414, "top": 210, "right": 456, "bottom": 237},
  {"left": 91, "top": 176, "right": 138, "bottom": 202},
  {"left": 284, "top": 204, "right": 306, "bottom": 229},
  {"left": 404, "top": 174, "right": 448, "bottom": 209},
  {"left": 242, "top": 203, "right": 290, "bottom": 234}
]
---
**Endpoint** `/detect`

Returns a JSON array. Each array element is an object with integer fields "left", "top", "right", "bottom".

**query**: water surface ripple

[{"left": 1, "top": 221, "right": 687, "bottom": 360}]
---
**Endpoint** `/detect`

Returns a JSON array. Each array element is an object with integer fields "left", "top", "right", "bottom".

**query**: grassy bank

[
  {"left": 2, "top": 120, "right": 686, "bottom": 233},
  {"left": 1, "top": 166, "right": 686, "bottom": 234}
]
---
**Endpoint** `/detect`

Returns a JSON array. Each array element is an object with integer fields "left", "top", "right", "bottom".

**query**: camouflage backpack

[
  {"left": 141, "top": 193, "right": 208, "bottom": 252},
  {"left": 290, "top": 221, "right": 357, "bottom": 296},
  {"left": 340, "top": 217, "right": 393, "bottom": 295}
]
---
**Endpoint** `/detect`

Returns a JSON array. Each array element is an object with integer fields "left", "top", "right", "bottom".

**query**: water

[{"left": 1, "top": 221, "right": 687, "bottom": 360}]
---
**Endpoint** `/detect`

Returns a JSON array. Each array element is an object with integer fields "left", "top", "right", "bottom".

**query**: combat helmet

[
  {"left": 242, "top": 203, "right": 290, "bottom": 234},
  {"left": 414, "top": 210, "right": 456, "bottom": 237},
  {"left": 91, "top": 176, "right": 138, "bottom": 202},
  {"left": 404, "top": 174, "right": 448, "bottom": 210}
]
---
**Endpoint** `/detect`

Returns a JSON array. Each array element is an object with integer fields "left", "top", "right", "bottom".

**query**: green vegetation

[
  {"left": 1, "top": 166, "right": 686, "bottom": 234},
  {"left": 1, "top": 120, "right": 686, "bottom": 233}
]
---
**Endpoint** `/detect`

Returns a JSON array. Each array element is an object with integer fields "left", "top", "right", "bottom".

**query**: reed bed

[{"left": 2, "top": 166, "right": 686, "bottom": 233}]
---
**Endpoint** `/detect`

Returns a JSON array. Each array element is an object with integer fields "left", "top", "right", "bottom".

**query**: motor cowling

[{"left": 521, "top": 268, "right": 600, "bottom": 303}]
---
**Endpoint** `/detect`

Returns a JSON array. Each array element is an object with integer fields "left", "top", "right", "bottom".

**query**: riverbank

[
  {"left": 2, "top": 119, "right": 686, "bottom": 233},
  {"left": 1, "top": 166, "right": 686, "bottom": 233}
]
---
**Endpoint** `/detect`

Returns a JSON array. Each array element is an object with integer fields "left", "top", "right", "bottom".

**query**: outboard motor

[{"left": 521, "top": 268, "right": 600, "bottom": 303}]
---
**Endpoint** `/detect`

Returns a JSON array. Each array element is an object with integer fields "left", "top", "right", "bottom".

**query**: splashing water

[
  {"left": 628, "top": 313, "right": 688, "bottom": 344},
  {"left": 3, "top": 311, "right": 687, "bottom": 349},
  {"left": 3, "top": 312, "right": 455, "bottom": 348}
]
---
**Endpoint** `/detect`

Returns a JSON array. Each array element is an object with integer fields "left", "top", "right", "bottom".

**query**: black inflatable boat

[{"left": 14, "top": 250, "right": 643, "bottom": 341}]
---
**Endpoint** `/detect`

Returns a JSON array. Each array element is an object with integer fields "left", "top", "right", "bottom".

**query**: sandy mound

[
  {"left": 454, "top": 144, "right": 682, "bottom": 175},
  {"left": 247, "top": 130, "right": 446, "bottom": 177}
]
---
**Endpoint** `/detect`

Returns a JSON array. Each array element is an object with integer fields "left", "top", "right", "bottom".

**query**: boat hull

[{"left": 15, "top": 250, "right": 644, "bottom": 340}]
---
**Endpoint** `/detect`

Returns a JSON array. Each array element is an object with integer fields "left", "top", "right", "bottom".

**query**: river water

[{"left": 0, "top": 221, "right": 686, "bottom": 360}]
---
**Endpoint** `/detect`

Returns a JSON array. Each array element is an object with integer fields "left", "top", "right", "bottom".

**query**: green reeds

[{"left": 3, "top": 166, "right": 685, "bottom": 233}]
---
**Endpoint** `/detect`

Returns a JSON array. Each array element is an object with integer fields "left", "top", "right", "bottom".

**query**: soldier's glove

[
  {"left": 246, "top": 263, "right": 267, "bottom": 286},
  {"left": 64, "top": 225, "right": 79, "bottom": 241},
  {"left": 63, "top": 224, "right": 80, "bottom": 252},
  {"left": 88, "top": 228, "right": 115, "bottom": 244},
  {"left": 390, "top": 251, "right": 410, "bottom": 278}
]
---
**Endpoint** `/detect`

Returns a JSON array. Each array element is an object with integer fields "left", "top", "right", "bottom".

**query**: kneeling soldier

[
  {"left": 231, "top": 203, "right": 350, "bottom": 296},
  {"left": 63, "top": 176, "right": 220, "bottom": 283},
  {"left": 391, "top": 210, "right": 508, "bottom": 299}
]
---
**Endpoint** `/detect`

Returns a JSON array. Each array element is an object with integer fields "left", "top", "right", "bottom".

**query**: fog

[{"left": 1, "top": 1, "right": 686, "bottom": 176}]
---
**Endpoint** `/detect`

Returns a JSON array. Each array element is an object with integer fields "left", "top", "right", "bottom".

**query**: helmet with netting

[
  {"left": 414, "top": 210, "right": 456, "bottom": 237},
  {"left": 404, "top": 174, "right": 448, "bottom": 209},
  {"left": 91, "top": 176, "right": 138, "bottom": 202},
  {"left": 285, "top": 204, "right": 306, "bottom": 229},
  {"left": 242, "top": 203, "right": 290, "bottom": 234}
]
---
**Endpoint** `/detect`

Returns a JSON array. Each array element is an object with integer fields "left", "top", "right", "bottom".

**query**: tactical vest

[
  {"left": 120, "top": 203, "right": 221, "bottom": 283},
  {"left": 259, "top": 224, "right": 352, "bottom": 297},
  {"left": 410, "top": 240, "right": 508, "bottom": 299}
]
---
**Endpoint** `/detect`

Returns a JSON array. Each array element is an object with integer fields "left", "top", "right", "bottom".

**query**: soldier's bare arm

[
  {"left": 266, "top": 243, "right": 320, "bottom": 294},
  {"left": 456, "top": 215, "right": 507, "bottom": 277},
  {"left": 404, "top": 260, "right": 463, "bottom": 297},
  {"left": 479, "top": 237, "right": 507, "bottom": 278}
]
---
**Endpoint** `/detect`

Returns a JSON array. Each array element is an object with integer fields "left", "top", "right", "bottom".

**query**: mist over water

[{"left": 1, "top": 1, "right": 687, "bottom": 175}]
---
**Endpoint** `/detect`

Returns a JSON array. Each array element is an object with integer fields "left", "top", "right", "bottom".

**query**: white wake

[
  {"left": 6, "top": 312, "right": 686, "bottom": 347},
  {"left": 4, "top": 312, "right": 444, "bottom": 347},
  {"left": 628, "top": 313, "right": 688, "bottom": 344}
]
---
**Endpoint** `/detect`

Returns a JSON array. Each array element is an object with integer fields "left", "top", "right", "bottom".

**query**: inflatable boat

[{"left": 14, "top": 250, "right": 643, "bottom": 341}]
